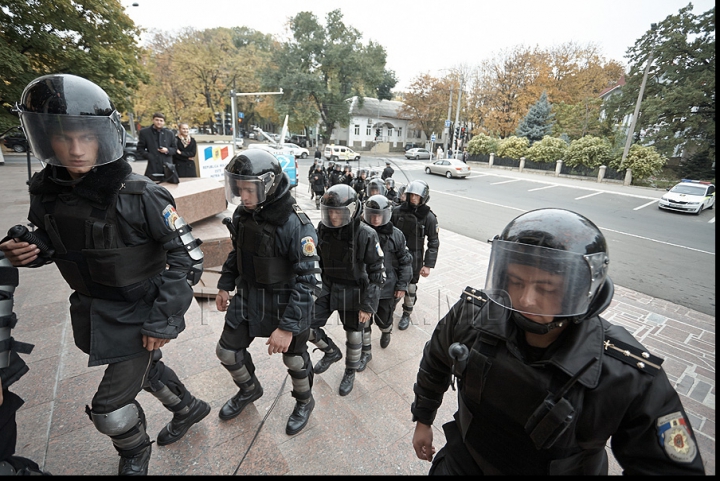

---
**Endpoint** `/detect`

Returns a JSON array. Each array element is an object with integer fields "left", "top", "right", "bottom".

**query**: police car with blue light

[{"left": 658, "top": 179, "right": 715, "bottom": 214}]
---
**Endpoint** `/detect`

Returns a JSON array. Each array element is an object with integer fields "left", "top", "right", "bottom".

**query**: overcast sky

[{"left": 120, "top": 0, "right": 714, "bottom": 90}]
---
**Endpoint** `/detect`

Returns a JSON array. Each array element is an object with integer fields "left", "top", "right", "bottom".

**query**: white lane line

[
  {"left": 634, "top": 199, "right": 659, "bottom": 210},
  {"left": 575, "top": 191, "right": 603, "bottom": 200},
  {"left": 709, "top": 217, "right": 715, "bottom": 224},
  {"left": 432, "top": 190, "right": 715, "bottom": 256},
  {"left": 528, "top": 185, "right": 558, "bottom": 192},
  {"left": 491, "top": 179, "right": 521, "bottom": 185}
]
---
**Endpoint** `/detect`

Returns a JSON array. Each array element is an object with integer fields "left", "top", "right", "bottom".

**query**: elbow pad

[{"left": 161, "top": 216, "right": 204, "bottom": 286}]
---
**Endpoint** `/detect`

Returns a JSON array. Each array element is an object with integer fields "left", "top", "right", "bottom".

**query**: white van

[{"left": 323, "top": 144, "right": 361, "bottom": 161}]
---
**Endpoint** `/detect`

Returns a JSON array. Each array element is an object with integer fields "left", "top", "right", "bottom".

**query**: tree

[
  {"left": 604, "top": 4, "right": 715, "bottom": 162},
  {"left": 526, "top": 135, "right": 568, "bottom": 163},
  {"left": 565, "top": 135, "right": 612, "bottom": 168},
  {"left": 0, "top": 0, "right": 147, "bottom": 131},
  {"left": 497, "top": 136, "right": 529, "bottom": 159},
  {"left": 515, "top": 91, "right": 554, "bottom": 143},
  {"left": 260, "top": 9, "right": 397, "bottom": 143},
  {"left": 398, "top": 74, "right": 453, "bottom": 141}
]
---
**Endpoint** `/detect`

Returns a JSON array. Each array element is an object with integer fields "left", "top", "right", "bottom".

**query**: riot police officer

[
  {"left": 309, "top": 185, "right": 385, "bottom": 396},
  {"left": 0, "top": 74, "right": 208, "bottom": 475},
  {"left": 362, "top": 195, "right": 412, "bottom": 349},
  {"left": 215, "top": 150, "right": 322, "bottom": 436},
  {"left": 411, "top": 208, "right": 705, "bottom": 475},
  {"left": 309, "top": 163, "right": 327, "bottom": 210},
  {"left": 391, "top": 180, "right": 439, "bottom": 330},
  {"left": 366, "top": 178, "right": 387, "bottom": 198},
  {"left": 384, "top": 178, "right": 398, "bottom": 204},
  {"left": 351, "top": 168, "right": 369, "bottom": 202}
]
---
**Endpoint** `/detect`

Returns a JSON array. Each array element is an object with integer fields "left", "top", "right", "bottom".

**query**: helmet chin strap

[{"left": 511, "top": 311, "right": 569, "bottom": 335}]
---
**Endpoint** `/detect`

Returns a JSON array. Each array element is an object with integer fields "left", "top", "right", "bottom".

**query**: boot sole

[
  {"left": 218, "top": 388, "right": 264, "bottom": 421},
  {"left": 285, "top": 398, "right": 316, "bottom": 436},
  {"left": 157, "top": 401, "right": 212, "bottom": 446}
]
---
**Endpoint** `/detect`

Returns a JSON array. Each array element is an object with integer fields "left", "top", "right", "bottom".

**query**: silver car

[
  {"left": 424, "top": 158, "right": 471, "bottom": 178},
  {"left": 405, "top": 148, "right": 431, "bottom": 160}
]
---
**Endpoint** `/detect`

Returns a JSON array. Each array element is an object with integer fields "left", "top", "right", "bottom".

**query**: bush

[
  {"left": 615, "top": 144, "right": 666, "bottom": 182},
  {"left": 565, "top": 135, "right": 612, "bottom": 168},
  {"left": 526, "top": 135, "right": 568, "bottom": 163},
  {"left": 496, "top": 136, "right": 529, "bottom": 159},
  {"left": 467, "top": 133, "right": 498, "bottom": 155}
]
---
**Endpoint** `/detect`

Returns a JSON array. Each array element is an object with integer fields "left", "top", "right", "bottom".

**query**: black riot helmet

[
  {"left": 363, "top": 194, "right": 393, "bottom": 227},
  {"left": 357, "top": 168, "right": 368, "bottom": 179},
  {"left": 385, "top": 178, "right": 395, "bottom": 190},
  {"left": 16, "top": 74, "right": 125, "bottom": 167},
  {"left": 366, "top": 178, "right": 387, "bottom": 197},
  {"left": 484, "top": 208, "right": 613, "bottom": 334},
  {"left": 224, "top": 149, "right": 286, "bottom": 209},
  {"left": 320, "top": 184, "right": 361, "bottom": 228},
  {"left": 405, "top": 180, "right": 430, "bottom": 205}
]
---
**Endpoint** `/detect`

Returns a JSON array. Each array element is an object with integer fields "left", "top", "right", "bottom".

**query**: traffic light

[
  {"left": 461, "top": 127, "right": 466, "bottom": 139},
  {"left": 375, "top": 128, "right": 381, "bottom": 138},
  {"left": 455, "top": 126, "right": 460, "bottom": 139}
]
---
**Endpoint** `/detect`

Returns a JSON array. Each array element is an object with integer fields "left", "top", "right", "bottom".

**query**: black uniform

[
  {"left": 309, "top": 169, "right": 327, "bottom": 209},
  {"left": 381, "top": 164, "right": 394, "bottom": 180},
  {"left": 411, "top": 287, "right": 706, "bottom": 475},
  {"left": 351, "top": 176, "right": 368, "bottom": 201}
]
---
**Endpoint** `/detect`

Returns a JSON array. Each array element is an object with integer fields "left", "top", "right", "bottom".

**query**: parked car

[
  {"left": 323, "top": 144, "right": 361, "bottom": 161},
  {"left": 281, "top": 143, "right": 309, "bottom": 159},
  {"left": 405, "top": 148, "right": 432, "bottom": 160},
  {"left": 424, "top": 158, "right": 471, "bottom": 178},
  {"left": 404, "top": 143, "right": 421, "bottom": 151},
  {"left": 123, "top": 132, "right": 138, "bottom": 162},
  {"left": 658, "top": 179, "right": 715, "bottom": 214},
  {"left": 1, "top": 129, "right": 28, "bottom": 153},
  {"left": 235, "top": 137, "right": 244, "bottom": 150}
]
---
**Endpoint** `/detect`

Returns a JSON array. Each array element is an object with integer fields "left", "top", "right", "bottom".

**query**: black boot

[
  {"left": 118, "top": 443, "right": 152, "bottom": 476},
  {"left": 356, "top": 351, "right": 372, "bottom": 372},
  {"left": 313, "top": 339, "right": 343, "bottom": 374},
  {"left": 339, "top": 368, "right": 356, "bottom": 396},
  {"left": 286, "top": 396, "right": 315, "bottom": 435},
  {"left": 380, "top": 332, "right": 391, "bottom": 348},
  {"left": 157, "top": 397, "right": 211, "bottom": 446},
  {"left": 219, "top": 383, "right": 264, "bottom": 421},
  {"left": 398, "top": 312, "right": 411, "bottom": 330}
]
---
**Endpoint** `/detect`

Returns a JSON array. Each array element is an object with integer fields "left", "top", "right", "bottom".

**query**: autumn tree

[
  {"left": 0, "top": 0, "right": 147, "bottom": 131},
  {"left": 261, "top": 9, "right": 397, "bottom": 143},
  {"left": 398, "top": 74, "right": 454, "bottom": 140}
]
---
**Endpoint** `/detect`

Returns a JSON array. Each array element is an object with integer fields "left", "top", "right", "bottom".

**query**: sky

[{"left": 120, "top": 0, "right": 714, "bottom": 90}]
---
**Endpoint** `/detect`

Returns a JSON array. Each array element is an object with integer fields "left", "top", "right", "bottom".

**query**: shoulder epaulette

[
  {"left": 292, "top": 204, "right": 311, "bottom": 225},
  {"left": 462, "top": 286, "right": 488, "bottom": 308},
  {"left": 603, "top": 336, "right": 663, "bottom": 376},
  {"left": 118, "top": 180, "right": 147, "bottom": 195}
]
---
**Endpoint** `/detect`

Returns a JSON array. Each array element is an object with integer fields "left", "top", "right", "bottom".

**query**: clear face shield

[
  {"left": 320, "top": 203, "right": 357, "bottom": 228},
  {"left": 18, "top": 111, "right": 124, "bottom": 167},
  {"left": 224, "top": 170, "right": 276, "bottom": 208},
  {"left": 363, "top": 205, "right": 392, "bottom": 227},
  {"left": 484, "top": 240, "right": 608, "bottom": 318}
]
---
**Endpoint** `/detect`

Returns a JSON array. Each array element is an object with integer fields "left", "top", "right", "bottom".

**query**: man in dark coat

[
  {"left": 411, "top": 208, "right": 705, "bottom": 476},
  {"left": 381, "top": 161, "right": 394, "bottom": 180},
  {"left": 137, "top": 112, "right": 177, "bottom": 181},
  {"left": 1, "top": 75, "right": 209, "bottom": 475}
]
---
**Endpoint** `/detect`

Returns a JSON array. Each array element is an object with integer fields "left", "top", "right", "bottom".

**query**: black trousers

[
  {"left": 219, "top": 321, "right": 311, "bottom": 363},
  {"left": 372, "top": 297, "right": 396, "bottom": 330}
]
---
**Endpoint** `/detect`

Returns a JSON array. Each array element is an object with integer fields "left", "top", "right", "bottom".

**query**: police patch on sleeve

[
  {"left": 656, "top": 412, "right": 697, "bottom": 463},
  {"left": 301, "top": 236, "right": 316, "bottom": 256},
  {"left": 375, "top": 241, "right": 384, "bottom": 258},
  {"left": 162, "top": 205, "right": 179, "bottom": 230}
]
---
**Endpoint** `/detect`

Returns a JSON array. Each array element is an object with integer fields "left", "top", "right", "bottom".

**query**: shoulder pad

[
  {"left": 292, "top": 204, "right": 311, "bottom": 225},
  {"left": 462, "top": 286, "right": 488, "bottom": 308},
  {"left": 603, "top": 336, "right": 663, "bottom": 375},
  {"left": 118, "top": 180, "right": 147, "bottom": 195}
]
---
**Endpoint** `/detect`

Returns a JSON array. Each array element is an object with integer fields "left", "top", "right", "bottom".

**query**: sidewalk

[{"left": 3, "top": 161, "right": 714, "bottom": 475}]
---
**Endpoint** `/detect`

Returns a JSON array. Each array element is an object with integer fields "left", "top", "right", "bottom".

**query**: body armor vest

[
  {"left": 41, "top": 186, "right": 166, "bottom": 302},
  {"left": 235, "top": 216, "right": 294, "bottom": 286},
  {"left": 318, "top": 224, "right": 362, "bottom": 285},
  {"left": 395, "top": 211, "right": 425, "bottom": 252}
]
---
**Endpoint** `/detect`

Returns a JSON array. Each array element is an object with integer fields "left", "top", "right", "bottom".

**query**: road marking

[
  {"left": 709, "top": 217, "right": 715, "bottom": 224},
  {"left": 528, "top": 185, "right": 558, "bottom": 192},
  {"left": 634, "top": 199, "right": 659, "bottom": 210},
  {"left": 491, "top": 179, "right": 521, "bottom": 185},
  {"left": 575, "top": 191, "right": 603, "bottom": 200}
]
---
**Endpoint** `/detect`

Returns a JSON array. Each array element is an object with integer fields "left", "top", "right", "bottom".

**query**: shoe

[
  {"left": 380, "top": 332, "right": 391, "bottom": 349},
  {"left": 157, "top": 398, "right": 211, "bottom": 446},
  {"left": 313, "top": 345, "right": 343, "bottom": 374},
  {"left": 356, "top": 351, "right": 372, "bottom": 372},
  {"left": 118, "top": 444, "right": 151, "bottom": 476},
  {"left": 219, "top": 385, "right": 264, "bottom": 421},
  {"left": 398, "top": 312, "right": 411, "bottom": 330},
  {"left": 285, "top": 397, "right": 315, "bottom": 435},
  {"left": 339, "top": 369, "right": 355, "bottom": 396}
]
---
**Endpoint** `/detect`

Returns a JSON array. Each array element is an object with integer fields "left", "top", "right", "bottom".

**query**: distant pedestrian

[
  {"left": 436, "top": 146, "right": 444, "bottom": 160},
  {"left": 381, "top": 161, "right": 394, "bottom": 180},
  {"left": 462, "top": 148, "right": 468, "bottom": 163}
]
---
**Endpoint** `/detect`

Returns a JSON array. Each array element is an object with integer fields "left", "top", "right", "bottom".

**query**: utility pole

[
  {"left": 453, "top": 80, "right": 464, "bottom": 158},
  {"left": 443, "top": 88, "right": 453, "bottom": 157}
]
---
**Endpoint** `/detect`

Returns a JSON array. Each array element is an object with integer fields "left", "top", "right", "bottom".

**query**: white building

[{"left": 328, "top": 96, "right": 428, "bottom": 152}]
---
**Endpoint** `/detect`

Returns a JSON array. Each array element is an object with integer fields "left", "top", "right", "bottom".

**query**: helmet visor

[
  {"left": 224, "top": 170, "right": 275, "bottom": 207},
  {"left": 363, "top": 206, "right": 392, "bottom": 226},
  {"left": 19, "top": 112, "right": 124, "bottom": 166},
  {"left": 320, "top": 204, "right": 356, "bottom": 228},
  {"left": 484, "top": 240, "right": 599, "bottom": 317}
]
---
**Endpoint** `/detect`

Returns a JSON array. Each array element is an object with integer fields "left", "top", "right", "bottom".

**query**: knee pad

[
  {"left": 89, "top": 401, "right": 144, "bottom": 437},
  {"left": 283, "top": 353, "right": 307, "bottom": 372},
  {"left": 346, "top": 330, "right": 362, "bottom": 346},
  {"left": 216, "top": 342, "right": 244, "bottom": 367}
]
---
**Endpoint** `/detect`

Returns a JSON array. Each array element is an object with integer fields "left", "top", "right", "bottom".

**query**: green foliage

[
  {"left": 526, "top": 135, "right": 568, "bottom": 163},
  {"left": 674, "top": 149, "right": 715, "bottom": 181},
  {"left": 603, "top": 4, "right": 715, "bottom": 162},
  {"left": 552, "top": 97, "right": 607, "bottom": 141},
  {"left": 260, "top": 9, "right": 396, "bottom": 143},
  {"left": 614, "top": 144, "right": 666, "bottom": 181},
  {"left": 497, "top": 136, "right": 529, "bottom": 159},
  {"left": 515, "top": 91, "right": 554, "bottom": 143},
  {"left": 0, "top": 0, "right": 148, "bottom": 132},
  {"left": 565, "top": 135, "right": 612, "bottom": 168},
  {"left": 466, "top": 133, "right": 499, "bottom": 155}
]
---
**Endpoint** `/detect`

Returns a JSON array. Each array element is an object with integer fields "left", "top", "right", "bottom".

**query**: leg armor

[
  {"left": 283, "top": 352, "right": 313, "bottom": 403},
  {"left": 143, "top": 349, "right": 192, "bottom": 413},
  {"left": 88, "top": 401, "right": 152, "bottom": 475},
  {"left": 216, "top": 343, "right": 258, "bottom": 392},
  {"left": 403, "top": 283, "right": 418, "bottom": 313},
  {"left": 345, "top": 330, "right": 362, "bottom": 370}
]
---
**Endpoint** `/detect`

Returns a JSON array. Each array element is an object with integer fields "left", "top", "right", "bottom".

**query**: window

[
  {"left": 398, "top": 127, "right": 402, "bottom": 138},
  {"left": 366, "top": 126, "right": 372, "bottom": 136},
  {"left": 388, "top": 128, "right": 394, "bottom": 137},
  {"left": 354, "top": 124, "right": 360, "bottom": 135}
]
